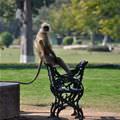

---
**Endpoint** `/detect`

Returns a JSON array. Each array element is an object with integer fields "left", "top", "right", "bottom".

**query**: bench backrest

[{"left": 46, "top": 60, "right": 88, "bottom": 89}]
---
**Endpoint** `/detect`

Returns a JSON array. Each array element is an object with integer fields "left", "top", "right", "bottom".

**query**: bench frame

[{"left": 46, "top": 60, "right": 88, "bottom": 120}]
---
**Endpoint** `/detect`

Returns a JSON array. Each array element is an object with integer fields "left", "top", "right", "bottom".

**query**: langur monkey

[{"left": 34, "top": 22, "right": 70, "bottom": 73}]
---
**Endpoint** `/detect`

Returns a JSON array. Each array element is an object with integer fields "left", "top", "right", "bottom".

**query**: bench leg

[
  {"left": 56, "top": 104, "right": 66, "bottom": 117},
  {"left": 50, "top": 102, "right": 56, "bottom": 117},
  {"left": 50, "top": 98, "right": 61, "bottom": 118},
  {"left": 74, "top": 106, "right": 84, "bottom": 120}
]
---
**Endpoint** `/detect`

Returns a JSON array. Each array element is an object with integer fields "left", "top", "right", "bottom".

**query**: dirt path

[{"left": 18, "top": 105, "right": 120, "bottom": 120}]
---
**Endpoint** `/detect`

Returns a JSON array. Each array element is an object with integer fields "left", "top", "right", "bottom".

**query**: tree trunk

[
  {"left": 89, "top": 31, "right": 95, "bottom": 46},
  {"left": 102, "top": 35, "right": 108, "bottom": 46},
  {"left": 20, "top": 0, "right": 34, "bottom": 63}
]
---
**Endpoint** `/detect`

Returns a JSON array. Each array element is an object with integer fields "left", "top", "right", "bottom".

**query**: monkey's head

[{"left": 40, "top": 22, "right": 50, "bottom": 33}]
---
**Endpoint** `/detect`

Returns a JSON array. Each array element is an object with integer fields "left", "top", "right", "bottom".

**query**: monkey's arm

[
  {"left": 48, "top": 47, "right": 57, "bottom": 58},
  {"left": 39, "top": 40, "right": 57, "bottom": 62},
  {"left": 39, "top": 40, "right": 46, "bottom": 57}
]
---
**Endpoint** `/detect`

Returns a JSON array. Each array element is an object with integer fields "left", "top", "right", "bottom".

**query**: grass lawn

[
  {"left": 0, "top": 47, "right": 120, "bottom": 112},
  {"left": 0, "top": 47, "right": 120, "bottom": 64},
  {"left": 0, "top": 67, "right": 120, "bottom": 113}
]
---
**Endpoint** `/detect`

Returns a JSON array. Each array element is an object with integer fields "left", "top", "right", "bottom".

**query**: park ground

[
  {"left": 0, "top": 47, "right": 120, "bottom": 120},
  {"left": 7, "top": 105, "right": 120, "bottom": 120}
]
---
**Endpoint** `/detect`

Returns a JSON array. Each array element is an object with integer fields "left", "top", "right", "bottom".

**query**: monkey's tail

[
  {"left": 0, "top": 60, "right": 43, "bottom": 85},
  {"left": 19, "top": 59, "right": 43, "bottom": 84}
]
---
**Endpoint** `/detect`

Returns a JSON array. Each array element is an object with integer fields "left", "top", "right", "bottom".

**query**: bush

[
  {"left": 62, "top": 36, "right": 73, "bottom": 45},
  {"left": 0, "top": 32, "right": 13, "bottom": 48}
]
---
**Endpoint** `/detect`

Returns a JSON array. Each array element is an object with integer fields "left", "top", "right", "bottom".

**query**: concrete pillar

[{"left": 0, "top": 82, "right": 20, "bottom": 120}]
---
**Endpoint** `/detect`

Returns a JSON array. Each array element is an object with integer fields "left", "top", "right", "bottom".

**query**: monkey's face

[
  {"left": 43, "top": 25, "right": 50, "bottom": 32},
  {"left": 40, "top": 22, "right": 50, "bottom": 33}
]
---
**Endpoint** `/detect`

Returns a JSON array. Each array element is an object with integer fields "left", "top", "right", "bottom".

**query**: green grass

[
  {"left": 83, "top": 68, "right": 120, "bottom": 112},
  {"left": 0, "top": 47, "right": 120, "bottom": 64},
  {"left": 0, "top": 47, "right": 120, "bottom": 112},
  {"left": 54, "top": 48, "right": 120, "bottom": 64},
  {"left": 0, "top": 68, "right": 53, "bottom": 105},
  {"left": 0, "top": 68, "right": 120, "bottom": 112},
  {"left": 0, "top": 48, "right": 20, "bottom": 63}
]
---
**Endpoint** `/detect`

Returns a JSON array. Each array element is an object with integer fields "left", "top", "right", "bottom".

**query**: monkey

[{"left": 34, "top": 22, "right": 71, "bottom": 74}]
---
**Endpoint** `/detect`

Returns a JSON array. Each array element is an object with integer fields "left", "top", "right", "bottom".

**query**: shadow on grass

[
  {"left": 16, "top": 115, "right": 120, "bottom": 120},
  {"left": 19, "top": 111, "right": 69, "bottom": 120},
  {"left": 100, "top": 116, "right": 120, "bottom": 120},
  {"left": 86, "top": 116, "right": 120, "bottom": 120},
  {"left": 18, "top": 111, "right": 120, "bottom": 120}
]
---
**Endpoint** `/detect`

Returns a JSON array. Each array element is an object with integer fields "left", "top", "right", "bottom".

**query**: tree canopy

[
  {"left": 0, "top": 0, "right": 55, "bottom": 22},
  {"left": 0, "top": 0, "right": 120, "bottom": 41},
  {"left": 49, "top": 0, "right": 120, "bottom": 40},
  {"left": 32, "top": 0, "right": 55, "bottom": 15},
  {"left": 0, "top": 0, "right": 16, "bottom": 22}
]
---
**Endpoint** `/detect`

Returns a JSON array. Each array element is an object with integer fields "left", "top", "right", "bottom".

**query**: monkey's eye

[{"left": 43, "top": 26, "right": 49, "bottom": 32}]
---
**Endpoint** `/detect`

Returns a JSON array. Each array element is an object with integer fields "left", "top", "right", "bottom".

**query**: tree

[
  {"left": 71, "top": 0, "right": 100, "bottom": 45},
  {"left": 16, "top": 0, "right": 34, "bottom": 63},
  {"left": 98, "top": 0, "right": 120, "bottom": 40},
  {"left": 49, "top": 3, "right": 75, "bottom": 35},
  {"left": 75, "top": 0, "right": 120, "bottom": 45},
  {"left": 50, "top": 0, "right": 120, "bottom": 45},
  {"left": 32, "top": 0, "right": 55, "bottom": 15},
  {"left": 0, "top": 0, "right": 16, "bottom": 23},
  {"left": 33, "top": 6, "right": 51, "bottom": 33},
  {"left": 72, "top": 0, "right": 120, "bottom": 44}
]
